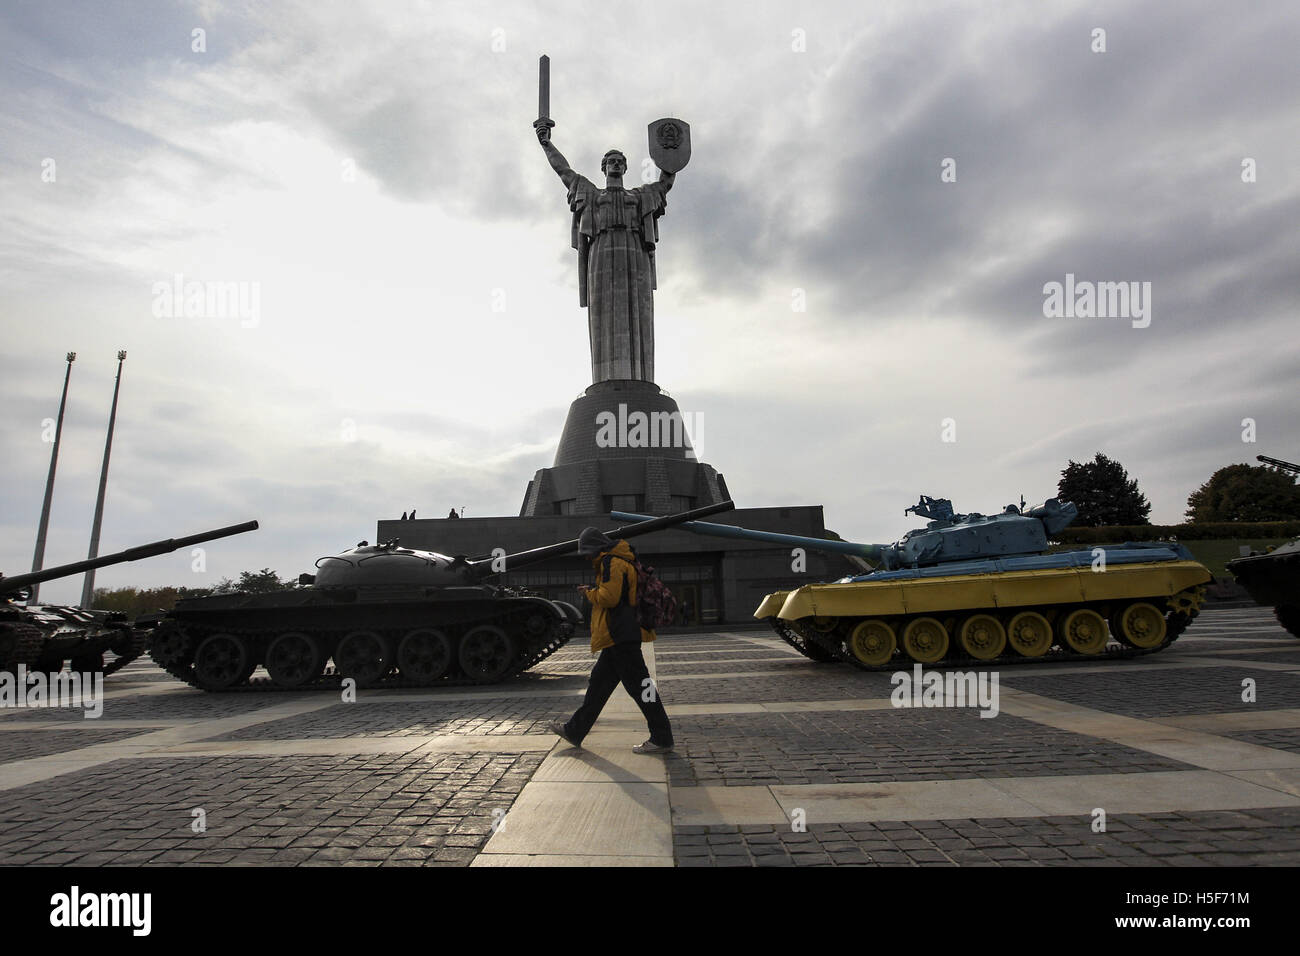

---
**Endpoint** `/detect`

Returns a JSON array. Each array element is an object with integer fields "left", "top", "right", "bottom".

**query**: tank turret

[
  {"left": 147, "top": 501, "right": 735, "bottom": 691},
  {"left": 1, "top": 521, "right": 260, "bottom": 676},
  {"left": 613, "top": 496, "right": 1080, "bottom": 571}
]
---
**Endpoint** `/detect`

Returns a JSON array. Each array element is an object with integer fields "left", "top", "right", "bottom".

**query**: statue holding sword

[{"left": 534, "top": 54, "right": 691, "bottom": 385}]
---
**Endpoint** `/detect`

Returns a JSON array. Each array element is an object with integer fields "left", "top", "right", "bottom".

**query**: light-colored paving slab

[
  {"left": 671, "top": 784, "right": 789, "bottom": 825},
  {"left": 769, "top": 778, "right": 1047, "bottom": 824},
  {"left": 471, "top": 853, "right": 673, "bottom": 867},
  {"left": 730, "top": 769, "right": 1300, "bottom": 824},
  {"left": 532, "top": 745, "right": 668, "bottom": 783},
  {"left": 988, "top": 769, "right": 1300, "bottom": 816},
  {"left": 1159, "top": 709, "right": 1300, "bottom": 732},
  {"left": 478, "top": 642, "right": 675, "bottom": 862},
  {"left": 1175, "top": 655, "right": 1300, "bottom": 671},
  {"left": 480, "top": 781, "right": 672, "bottom": 856},
  {"left": 1227, "top": 768, "right": 1300, "bottom": 798},
  {"left": 999, "top": 689, "right": 1300, "bottom": 771},
  {"left": 147, "top": 734, "right": 556, "bottom": 758},
  {"left": 0, "top": 695, "right": 339, "bottom": 791},
  {"left": 0, "top": 720, "right": 173, "bottom": 731}
]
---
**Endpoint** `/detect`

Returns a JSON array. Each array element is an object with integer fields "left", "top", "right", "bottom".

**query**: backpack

[
  {"left": 624, "top": 547, "right": 678, "bottom": 630},
  {"left": 604, "top": 548, "right": 679, "bottom": 634}
]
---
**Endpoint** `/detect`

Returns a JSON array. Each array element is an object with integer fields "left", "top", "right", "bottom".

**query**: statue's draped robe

[{"left": 560, "top": 169, "right": 670, "bottom": 382}]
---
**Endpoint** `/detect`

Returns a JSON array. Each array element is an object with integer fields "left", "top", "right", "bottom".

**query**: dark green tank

[{"left": 145, "top": 502, "right": 733, "bottom": 691}]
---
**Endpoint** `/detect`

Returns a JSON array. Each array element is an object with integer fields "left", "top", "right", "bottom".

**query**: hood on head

[{"left": 577, "top": 527, "right": 616, "bottom": 558}]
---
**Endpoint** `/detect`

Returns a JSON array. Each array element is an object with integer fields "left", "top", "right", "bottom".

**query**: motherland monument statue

[{"left": 534, "top": 55, "right": 691, "bottom": 385}]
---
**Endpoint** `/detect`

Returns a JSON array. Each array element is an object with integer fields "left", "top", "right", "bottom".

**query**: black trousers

[{"left": 565, "top": 642, "right": 673, "bottom": 746}]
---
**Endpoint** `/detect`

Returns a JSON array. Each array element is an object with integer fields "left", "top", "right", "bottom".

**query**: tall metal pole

[
  {"left": 28, "top": 352, "right": 76, "bottom": 604},
  {"left": 80, "top": 351, "right": 126, "bottom": 608}
]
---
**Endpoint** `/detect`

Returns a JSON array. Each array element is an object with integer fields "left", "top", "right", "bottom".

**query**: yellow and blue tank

[{"left": 613, "top": 496, "right": 1211, "bottom": 668}]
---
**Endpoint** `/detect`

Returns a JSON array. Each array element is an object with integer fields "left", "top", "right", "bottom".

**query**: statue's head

[{"left": 601, "top": 150, "right": 627, "bottom": 176}]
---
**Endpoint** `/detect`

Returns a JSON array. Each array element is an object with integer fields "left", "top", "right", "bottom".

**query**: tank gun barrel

[
  {"left": 1, "top": 520, "right": 260, "bottom": 596},
  {"left": 609, "top": 511, "right": 884, "bottom": 562},
  {"left": 1257, "top": 455, "right": 1300, "bottom": 476},
  {"left": 469, "top": 501, "right": 735, "bottom": 577}
]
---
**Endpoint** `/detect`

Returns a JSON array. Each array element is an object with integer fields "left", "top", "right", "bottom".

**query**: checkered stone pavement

[
  {"left": 663, "top": 709, "right": 1194, "bottom": 787},
  {"left": 673, "top": 807, "right": 1300, "bottom": 866},
  {"left": 0, "top": 728, "right": 154, "bottom": 763},
  {"left": 1, "top": 604, "right": 1296, "bottom": 866},
  {"left": 209, "top": 697, "right": 579, "bottom": 740},
  {"left": 0, "top": 752, "right": 542, "bottom": 866},
  {"left": 1001, "top": 665, "right": 1300, "bottom": 717}
]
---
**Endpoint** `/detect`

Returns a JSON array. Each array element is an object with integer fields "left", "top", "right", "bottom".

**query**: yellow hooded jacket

[{"left": 584, "top": 539, "right": 656, "bottom": 653}]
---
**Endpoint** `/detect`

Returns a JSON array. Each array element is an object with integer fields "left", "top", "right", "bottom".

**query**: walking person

[{"left": 549, "top": 528, "right": 674, "bottom": 753}]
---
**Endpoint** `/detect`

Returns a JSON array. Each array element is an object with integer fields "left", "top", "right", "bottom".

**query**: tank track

[
  {"left": 101, "top": 626, "right": 151, "bottom": 677},
  {"left": 0, "top": 622, "right": 49, "bottom": 674},
  {"left": 767, "top": 592, "right": 1203, "bottom": 672},
  {"left": 148, "top": 606, "right": 573, "bottom": 692}
]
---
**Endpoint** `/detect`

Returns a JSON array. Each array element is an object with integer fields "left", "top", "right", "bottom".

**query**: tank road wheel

[
  {"left": 265, "top": 632, "right": 325, "bottom": 688},
  {"left": 1007, "top": 611, "right": 1053, "bottom": 657},
  {"left": 334, "top": 631, "right": 392, "bottom": 688},
  {"left": 847, "top": 619, "right": 896, "bottom": 667},
  {"left": 1057, "top": 608, "right": 1110, "bottom": 656},
  {"left": 902, "top": 617, "right": 949, "bottom": 664},
  {"left": 149, "top": 622, "right": 194, "bottom": 668},
  {"left": 1112, "top": 602, "right": 1167, "bottom": 649},
  {"left": 459, "top": 625, "right": 516, "bottom": 684},
  {"left": 959, "top": 614, "right": 1007, "bottom": 661},
  {"left": 397, "top": 629, "right": 454, "bottom": 685},
  {"left": 192, "top": 634, "right": 251, "bottom": 691}
]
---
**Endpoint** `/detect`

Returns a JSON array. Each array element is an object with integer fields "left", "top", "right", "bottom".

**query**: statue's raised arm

[{"left": 536, "top": 125, "right": 582, "bottom": 190}]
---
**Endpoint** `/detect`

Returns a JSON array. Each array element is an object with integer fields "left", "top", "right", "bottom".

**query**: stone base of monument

[{"left": 520, "top": 379, "right": 730, "bottom": 518}]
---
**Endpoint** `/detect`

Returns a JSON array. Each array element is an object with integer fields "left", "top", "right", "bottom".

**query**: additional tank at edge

[
  {"left": 1, "top": 521, "right": 260, "bottom": 677},
  {"left": 1226, "top": 455, "right": 1300, "bottom": 638},
  {"left": 144, "top": 501, "right": 735, "bottom": 691},
  {"left": 613, "top": 495, "right": 1212, "bottom": 668}
]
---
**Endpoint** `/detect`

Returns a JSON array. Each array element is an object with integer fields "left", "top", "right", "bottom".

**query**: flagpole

[
  {"left": 80, "top": 351, "right": 126, "bottom": 608},
  {"left": 29, "top": 352, "right": 76, "bottom": 604}
]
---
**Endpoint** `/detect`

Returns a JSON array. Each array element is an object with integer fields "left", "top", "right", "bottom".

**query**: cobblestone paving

[
  {"left": 0, "top": 728, "right": 153, "bottom": 763},
  {"left": 656, "top": 669, "right": 897, "bottom": 703},
  {"left": 655, "top": 659, "right": 810, "bottom": 674},
  {"left": 1242, "top": 648, "right": 1300, "bottom": 665},
  {"left": 0, "top": 692, "right": 296, "bottom": 722},
  {"left": 664, "top": 710, "right": 1193, "bottom": 787},
  {"left": 1000, "top": 666, "right": 1300, "bottom": 717},
  {"left": 1225, "top": 727, "right": 1300, "bottom": 755},
  {"left": 0, "top": 752, "right": 543, "bottom": 865},
  {"left": 209, "top": 698, "right": 578, "bottom": 740},
  {"left": 655, "top": 649, "right": 799, "bottom": 661},
  {"left": 673, "top": 807, "right": 1300, "bottom": 866}
]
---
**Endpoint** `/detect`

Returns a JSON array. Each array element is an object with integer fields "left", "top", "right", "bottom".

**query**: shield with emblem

[{"left": 648, "top": 118, "right": 691, "bottom": 174}]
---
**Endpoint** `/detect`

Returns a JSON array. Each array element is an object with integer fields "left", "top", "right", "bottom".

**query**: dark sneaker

[
  {"left": 548, "top": 720, "right": 581, "bottom": 749},
  {"left": 633, "top": 739, "right": 673, "bottom": 754}
]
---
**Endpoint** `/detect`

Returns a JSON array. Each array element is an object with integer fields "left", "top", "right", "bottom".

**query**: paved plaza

[{"left": 1, "top": 605, "right": 1299, "bottom": 866}]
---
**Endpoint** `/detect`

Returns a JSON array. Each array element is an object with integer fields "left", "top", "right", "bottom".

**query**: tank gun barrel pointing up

[
  {"left": 1, "top": 520, "right": 260, "bottom": 596},
  {"left": 609, "top": 511, "right": 886, "bottom": 562},
  {"left": 468, "top": 500, "right": 736, "bottom": 578}
]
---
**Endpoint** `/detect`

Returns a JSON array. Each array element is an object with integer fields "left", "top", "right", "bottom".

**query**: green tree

[
  {"left": 234, "top": 568, "right": 293, "bottom": 593},
  {"left": 91, "top": 585, "right": 213, "bottom": 619},
  {"left": 1057, "top": 452, "right": 1152, "bottom": 526},
  {"left": 1185, "top": 463, "right": 1300, "bottom": 522}
]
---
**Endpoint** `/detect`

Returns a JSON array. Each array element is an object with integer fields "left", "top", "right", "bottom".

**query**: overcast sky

[{"left": 2, "top": 0, "right": 1297, "bottom": 603}]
